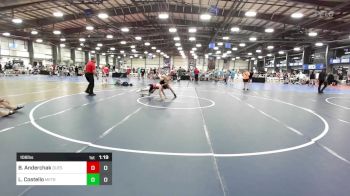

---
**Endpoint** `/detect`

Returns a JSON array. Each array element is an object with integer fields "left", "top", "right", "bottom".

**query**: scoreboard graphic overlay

[{"left": 16, "top": 153, "right": 112, "bottom": 186}]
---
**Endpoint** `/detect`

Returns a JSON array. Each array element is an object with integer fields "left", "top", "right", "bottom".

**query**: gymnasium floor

[{"left": 1, "top": 76, "right": 350, "bottom": 196}]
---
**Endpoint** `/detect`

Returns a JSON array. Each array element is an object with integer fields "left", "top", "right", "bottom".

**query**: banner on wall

[
  {"left": 208, "top": 58, "right": 215, "bottom": 70},
  {"left": 209, "top": 42, "right": 215, "bottom": 49},
  {"left": 303, "top": 63, "right": 325, "bottom": 70}
]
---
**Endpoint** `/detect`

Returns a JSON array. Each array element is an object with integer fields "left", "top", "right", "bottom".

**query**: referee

[{"left": 84, "top": 57, "right": 98, "bottom": 96}]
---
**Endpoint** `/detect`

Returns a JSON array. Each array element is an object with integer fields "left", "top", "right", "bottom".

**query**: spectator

[
  {"left": 309, "top": 70, "right": 316, "bottom": 86},
  {"left": 243, "top": 70, "right": 250, "bottom": 90}
]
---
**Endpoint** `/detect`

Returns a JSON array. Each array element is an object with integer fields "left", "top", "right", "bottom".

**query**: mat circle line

[
  {"left": 29, "top": 92, "right": 329, "bottom": 157},
  {"left": 325, "top": 97, "right": 350, "bottom": 110},
  {"left": 137, "top": 96, "right": 215, "bottom": 109}
]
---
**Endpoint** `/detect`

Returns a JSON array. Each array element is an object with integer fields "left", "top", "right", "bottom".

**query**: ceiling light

[
  {"left": 130, "top": 45, "right": 136, "bottom": 49},
  {"left": 158, "top": 13, "right": 169, "bottom": 19},
  {"left": 226, "top": 51, "right": 232, "bottom": 54},
  {"left": 248, "top": 52, "right": 252, "bottom": 55},
  {"left": 245, "top": 11, "right": 257, "bottom": 17},
  {"left": 160, "top": 52, "right": 164, "bottom": 55},
  {"left": 120, "top": 41, "right": 126, "bottom": 44},
  {"left": 315, "top": 42, "right": 324, "bottom": 47},
  {"left": 231, "top": 27, "right": 240, "bottom": 32},
  {"left": 189, "top": 27, "right": 197, "bottom": 33},
  {"left": 177, "top": 47, "right": 182, "bottom": 50},
  {"left": 291, "top": 12, "right": 303, "bottom": 19},
  {"left": 144, "top": 42, "right": 150, "bottom": 46},
  {"left": 232, "top": 47, "right": 238, "bottom": 51},
  {"left": 278, "top": 51, "right": 285, "bottom": 54},
  {"left": 77, "top": 47, "right": 82, "bottom": 50},
  {"left": 217, "top": 57, "right": 221, "bottom": 59},
  {"left": 294, "top": 47, "right": 301, "bottom": 51},
  {"left": 192, "top": 48, "right": 197, "bottom": 51},
  {"left": 174, "top": 37, "right": 180, "bottom": 41},
  {"left": 53, "top": 12, "right": 63, "bottom": 17},
  {"left": 169, "top": 28, "right": 177, "bottom": 33},
  {"left": 79, "top": 38, "right": 85, "bottom": 42},
  {"left": 175, "top": 43, "right": 181, "bottom": 46},
  {"left": 102, "top": 53, "right": 106, "bottom": 55},
  {"left": 86, "top": 26, "right": 94, "bottom": 31},
  {"left": 97, "top": 43, "right": 103, "bottom": 47},
  {"left": 200, "top": 13, "right": 211, "bottom": 20},
  {"left": 216, "top": 51, "right": 221, "bottom": 54},
  {"left": 267, "top": 45, "right": 274, "bottom": 49},
  {"left": 106, "top": 34, "right": 113, "bottom": 39},
  {"left": 12, "top": 18, "right": 22, "bottom": 24},
  {"left": 308, "top": 32, "right": 318, "bottom": 37},
  {"left": 31, "top": 30, "right": 38, "bottom": 35},
  {"left": 189, "top": 37, "right": 196, "bottom": 41},
  {"left": 267, "top": 54, "right": 272, "bottom": 57},
  {"left": 60, "top": 43, "right": 65, "bottom": 47},
  {"left": 258, "top": 56, "right": 263, "bottom": 59},
  {"left": 156, "top": 50, "right": 161, "bottom": 53},
  {"left": 249, "top": 37, "right": 257, "bottom": 41},
  {"left": 196, "top": 44, "right": 202, "bottom": 47},
  {"left": 251, "top": 57, "right": 256, "bottom": 60},
  {"left": 135, "top": 36, "right": 142, "bottom": 40},
  {"left": 152, "top": 47, "right": 156, "bottom": 50},
  {"left": 95, "top": 47, "right": 100, "bottom": 50},
  {"left": 60, "top": 38, "right": 66, "bottom": 42},
  {"left": 98, "top": 13, "right": 108, "bottom": 19},
  {"left": 231, "top": 58, "right": 236, "bottom": 60},
  {"left": 144, "top": 51, "right": 148, "bottom": 54},
  {"left": 265, "top": 28, "right": 274, "bottom": 33},
  {"left": 120, "top": 50, "right": 125, "bottom": 54},
  {"left": 53, "top": 30, "right": 61, "bottom": 35},
  {"left": 239, "top": 43, "right": 246, "bottom": 47},
  {"left": 36, "top": 39, "right": 43, "bottom": 43},
  {"left": 131, "top": 49, "right": 136, "bottom": 53},
  {"left": 223, "top": 36, "right": 229, "bottom": 40},
  {"left": 80, "top": 43, "right": 84, "bottom": 46},
  {"left": 139, "top": 56, "right": 143, "bottom": 59},
  {"left": 256, "top": 49, "right": 262, "bottom": 53},
  {"left": 218, "top": 42, "right": 223, "bottom": 46},
  {"left": 214, "top": 47, "right": 219, "bottom": 50},
  {"left": 110, "top": 47, "right": 115, "bottom": 50},
  {"left": 110, "top": 55, "right": 114, "bottom": 57},
  {"left": 121, "top": 27, "right": 129, "bottom": 32}
]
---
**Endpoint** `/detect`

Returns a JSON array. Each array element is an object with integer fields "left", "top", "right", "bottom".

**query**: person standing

[
  {"left": 318, "top": 69, "right": 327, "bottom": 93},
  {"left": 141, "top": 68, "right": 145, "bottom": 78},
  {"left": 194, "top": 67, "right": 200, "bottom": 82},
  {"left": 75, "top": 66, "right": 79, "bottom": 76},
  {"left": 84, "top": 57, "right": 98, "bottom": 96},
  {"left": 242, "top": 70, "right": 250, "bottom": 90},
  {"left": 309, "top": 70, "right": 316, "bottom": 86},
  {"left": 230, "top": 69, "right": 236, "bottom": 84}
]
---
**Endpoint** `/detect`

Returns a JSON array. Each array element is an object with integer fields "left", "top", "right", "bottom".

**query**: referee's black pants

[{"left": 85, "top": 73, "right": 94, "bottom": 94}]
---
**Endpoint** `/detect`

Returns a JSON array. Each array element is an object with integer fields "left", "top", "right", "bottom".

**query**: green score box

[{"left": 87, "top": 174, "right": 100, "bottom": 186}]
